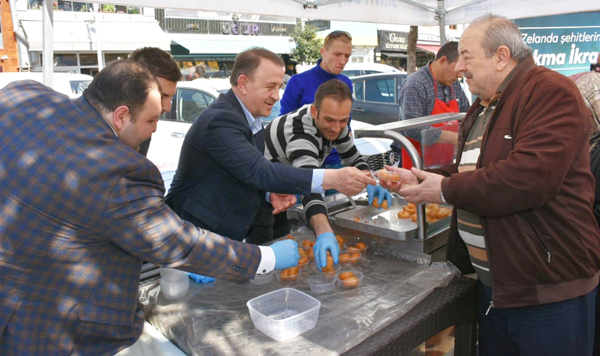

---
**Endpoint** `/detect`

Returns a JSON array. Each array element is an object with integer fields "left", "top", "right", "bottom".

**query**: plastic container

[
  {"left": 247, "top": 288, "right": 321, "bottom": 341},
  {"left": 160, "top": 267, "right": 190, "bottom": 300},
  {"left": 307, "top": 273, "right": 336, "bottom": 293},
  {"left": 347, "top": 243, "right": 368, "bottom": 255},
  {"left": 275, "top": 268, "right": 301, "bottom": 283},
  {"left": 298, "top": 259, "right": 309, "bottom": 272},
  {"left": 338, "top": 249, "right": 362, "bottom": 265},
  {"left": 336, "top": 270, "right": 364, "bottom": 289},
  {"left": 250, "top": 270, "right": 274, "bottom": 285},
  {"left": 312, "top": 263, "right": 341, "bottom": 276}
]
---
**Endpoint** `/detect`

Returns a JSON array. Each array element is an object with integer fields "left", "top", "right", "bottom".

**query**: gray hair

[{"left": 469, "top": 14, "right": 532, "bottom": 63}]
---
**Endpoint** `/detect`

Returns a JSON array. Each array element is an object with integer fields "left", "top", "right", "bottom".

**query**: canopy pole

[
  {"left": 42, "top": 0, "right": 53, "bottom": 86},
  {"left": 437, "top": 0, "right": 446, "bottom": 46},
  {"left": 93, "top": 4, "right": 104, "bottom": 72}
]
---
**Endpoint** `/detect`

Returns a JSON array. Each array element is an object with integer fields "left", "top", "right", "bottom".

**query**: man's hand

[
  {"left": 313, "top": 232, "right": 339, "bottom": 270},
  {"left": 270, "top": 240, "right": 300, "bottom": 270},
  {"left": 398, "top": 168, "right": 444, "bottom": 204},
  {"left": 323, "top": 167, "right": 376, "bottom": 196},
  {"left": 270, "top": 193, "right": 297, "bottom": 214},
  {"left": 379, "top": 165, "right": 418, "bottom": 193}
]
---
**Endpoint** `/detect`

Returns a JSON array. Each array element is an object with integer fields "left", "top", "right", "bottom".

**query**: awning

[
  {"left": 170, "top": 34, "right": 295, "bottom": 55},
  {"left": 416, "top": 44, "right": 441, "bottom": 55},
  {"left": 22, "top": 20, "right": 170, "bottom": 52}
]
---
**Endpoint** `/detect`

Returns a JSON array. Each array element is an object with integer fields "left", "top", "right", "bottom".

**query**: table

[
  {"left": 139, "top": 253, "right": 477, "bottom": 356},
  {"left": 344, "top": 276, "right": 478, "bottom": 356}
]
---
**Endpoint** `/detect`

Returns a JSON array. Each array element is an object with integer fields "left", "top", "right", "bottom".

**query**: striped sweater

[{"left": 264, "top": 104, "right": 369, "bottom": 220}]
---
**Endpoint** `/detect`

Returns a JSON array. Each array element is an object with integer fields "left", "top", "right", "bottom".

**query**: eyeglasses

[{"left": 324, "top": 30, "right": 352, "bottom": 46}]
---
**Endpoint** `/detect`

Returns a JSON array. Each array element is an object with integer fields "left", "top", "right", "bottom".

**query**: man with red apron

[{"left": 397, "top": 41, "right": 471, "bottom": 169}]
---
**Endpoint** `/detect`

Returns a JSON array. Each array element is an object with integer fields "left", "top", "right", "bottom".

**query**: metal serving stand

[{"left": 288, "top": 113, "right": 465, "bottom": 263}]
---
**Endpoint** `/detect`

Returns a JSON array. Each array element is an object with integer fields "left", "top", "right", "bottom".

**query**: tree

[
  {"left": 290, "top": 24, "right": 321, "bottom": 65},
  {"left": 407, "top": 26, "right": 418, "bottom": 75}
]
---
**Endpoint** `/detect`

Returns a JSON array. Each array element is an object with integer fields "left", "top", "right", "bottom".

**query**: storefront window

[
  {"left": 0, "top": 12, "right": 3, "bottom": 49},
  {"left": 104, "top": 53, "right": 128, "bottom": 64},
  {"left": 79, "top": 54, "right": 98, "bottom": 66},
  {"left": 29, "top": 1, "right": 94, "bottom": 11},
  {"left": 54, "top": 54, "right": 78, "bottom": 66}
]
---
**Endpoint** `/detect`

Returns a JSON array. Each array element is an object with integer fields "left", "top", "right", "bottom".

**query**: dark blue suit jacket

[{"left": 166, "top": 90, "right": 312, "bottom": 241}]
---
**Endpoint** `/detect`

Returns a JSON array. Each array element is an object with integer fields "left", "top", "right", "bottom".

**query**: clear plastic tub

[
  {"left": 160, "top": 276, "right": 190, "bottom": 300},
  {"left": 160, "top": 267, "right": 190, "bottom": 300},
  {"left": 250, "top": 271, "right": 273, "bottom": 285},
  {"left": 307, "top": 273, "right": 336, "bottom": 293},
  {"left": 336, "top": 270, "right": 364, "bottom": 289},
  {"left": 275, "top": 268, "right": 301, "bottom": 283},
  {"left": 339, "top": 249, "right": 362, "bottom": 265},
  {"left": 312, "top": 263, "right": 341, "bottom": 276},
  {"left": 247, "top": 288, "right": 321, "bottom": 341}
]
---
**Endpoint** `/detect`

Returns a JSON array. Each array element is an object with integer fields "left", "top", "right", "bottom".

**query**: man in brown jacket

[{"left": 383, "top": 14, "right": 600, "bottom": 356}]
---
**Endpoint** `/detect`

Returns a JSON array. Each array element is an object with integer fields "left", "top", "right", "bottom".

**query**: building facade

[
  {"left": 13, "top": 0, "right": 169, "bottom": 74},
  {"left": 0, "top": 0, "right": 20, "bottom": 72},
  {"left": 157, "top": 9, "right": 296, "bottom": 80}
]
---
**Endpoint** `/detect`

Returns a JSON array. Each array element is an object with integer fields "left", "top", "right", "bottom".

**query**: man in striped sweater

[{"left": 261, "top": 79, "right": 391, "bottom": 267}]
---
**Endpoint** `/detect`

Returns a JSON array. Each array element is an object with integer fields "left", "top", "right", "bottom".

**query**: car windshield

[{"left": 70, "top": 80, "right": 91, "bottom": 95}]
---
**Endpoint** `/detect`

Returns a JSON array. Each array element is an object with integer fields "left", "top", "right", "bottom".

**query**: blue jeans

[{"left": 478, "top": 281, "right": 597, "bottom": 356}]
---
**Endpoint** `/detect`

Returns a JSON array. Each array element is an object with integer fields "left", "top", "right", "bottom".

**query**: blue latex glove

[
  {"left": 271, "top": 239, "right": 300, "bottom": 270},
  {"left": 314, "top": 232, "right": 339, "bottom": 270},
  {"left": 188, "top": 273, "right": 215, "bottom": 284},
  {"left": 367, "top": 184, "right": 393, "bottom": 209}
]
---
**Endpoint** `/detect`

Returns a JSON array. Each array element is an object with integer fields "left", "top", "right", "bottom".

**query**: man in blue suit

[
  {"left": 0, "top": 60, "right": 299, "bottom": 355},
  {"left": 166, "top": 48, "right": 375, "bottom": 269}
]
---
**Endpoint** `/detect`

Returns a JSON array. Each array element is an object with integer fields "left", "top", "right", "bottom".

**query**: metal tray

[{"left": 334, "top": 199, "right": 451, "bottom": 241}]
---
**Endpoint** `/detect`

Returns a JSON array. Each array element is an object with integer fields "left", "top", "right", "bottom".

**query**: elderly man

[
  {"left": 383, "top": 15, "right": 600, "bottom": 356},
  {"left": 397, "top": 41, "right": 470, "bottom": 169},
  {"left": 0, "top": 60, "right": 302, "bottom": 355},
  {"left": 129, "top": 47, "right": 181, "bottom": 157},
  {"left": 166, "top": 48, "right": 375, "bottom": 269}
]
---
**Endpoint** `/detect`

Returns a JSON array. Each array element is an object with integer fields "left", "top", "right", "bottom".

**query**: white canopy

[{"left": 95, "top": 0, "right": 600, "bottom": 26}]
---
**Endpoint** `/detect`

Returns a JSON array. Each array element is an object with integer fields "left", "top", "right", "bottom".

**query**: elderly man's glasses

[{"left": 324, "top": 30, "right": 352, "bottom": 45}]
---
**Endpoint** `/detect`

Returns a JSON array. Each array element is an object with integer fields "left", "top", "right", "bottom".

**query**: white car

[
  {"left": 147, "top": 81, "right": 394, "bottom": 191},
  {"left": 0, "top": 72, "right": 93, "bottom": 98},
  {"left": 342, "top": 63, "right": 404, "bottom": 78}
]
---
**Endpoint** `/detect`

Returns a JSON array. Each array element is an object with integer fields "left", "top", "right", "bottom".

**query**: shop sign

[
  {"left": 222, "top": 22, "right": 259, "bottom": 36},
  {"left": 306, "top": 20, "right": 331, "bottom": 31},
  {"left": 514, "top": 12, "right": 600, "bottom": 76},
  {"left": 378, "top": 30, "right": 408, "bottom": 52}
]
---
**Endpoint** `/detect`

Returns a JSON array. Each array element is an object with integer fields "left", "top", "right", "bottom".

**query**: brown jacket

[{"left": 432, "top": 57, "right": 600, "bottom": 308}]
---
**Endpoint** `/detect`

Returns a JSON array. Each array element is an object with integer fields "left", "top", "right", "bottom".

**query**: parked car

[
  {"left": 342, "top": 63, "right": 403, "bottom": 78},
  {"left": 147, "top": 80, "right": 394, "bottom": 191},
  {"left": 0, "top": 72, "right": 93, "bottom": 98},
  {"left": 351, "top": 72, "right": 407, "bottom": 126}
]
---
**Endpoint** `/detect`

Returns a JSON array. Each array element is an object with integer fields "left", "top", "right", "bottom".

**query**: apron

[{"left": 402, "top": 66, "right": 460, "bottom": 170}]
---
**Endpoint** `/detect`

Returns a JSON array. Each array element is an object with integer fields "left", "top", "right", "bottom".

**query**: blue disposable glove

[
  {"left": 367, "top": 184, "right": 393, "bottom": 209},
  {"left": 313, "top": 232, "right": 339, "bottom": 271},
  {"left": 271, "top": 239, "right": 300, "bottom": 270},
  {"left": 188, "top": 273, "right": 215, "bottom": 284}
]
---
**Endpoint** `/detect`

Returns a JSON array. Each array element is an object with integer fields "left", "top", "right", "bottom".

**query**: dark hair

[
  {"left": 83, "top": 60, "right": 159, "bottom": 122},
  {"left": 435, "top": 41, "right": 460, "bottom": 63},
  {"left": 129, "top": 47, "right": 182, "bottom": 83},
  {"left": 230, "top": 47, "right": 285, "bottom": 86},
  {"left": 314, "top": 79, "right": 352, "bottom": 111},
  {"left": 323, "top": 30, "right": 352, "bottom": 49}
]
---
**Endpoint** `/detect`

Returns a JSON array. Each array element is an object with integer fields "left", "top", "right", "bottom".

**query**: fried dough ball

[
  {"left": 372, "top": 198, "right": 381, "bottom": 208},
  {"left": 377, "top": 169, "right": 389, "bottom": 181},
  {"left": 342, "top": 277, "right": 360, "bottom": 288},
  {"left": 339, "top": 254, "right": 350, "bottom": 263},
  {"left": 339, "top": 271, "right": 355, "bottom": 280},
  {"left": 411, "top": 214, "right": 417, "bottom": 222},
  {"left": 356, "top": 242, "right": 367, "bottom": 250},
  {"left": 398, "top": 211, "right": 411, "bottom": 219},
  {"left": 381, "top": 200, "right": 389, "bottom": 210}
]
